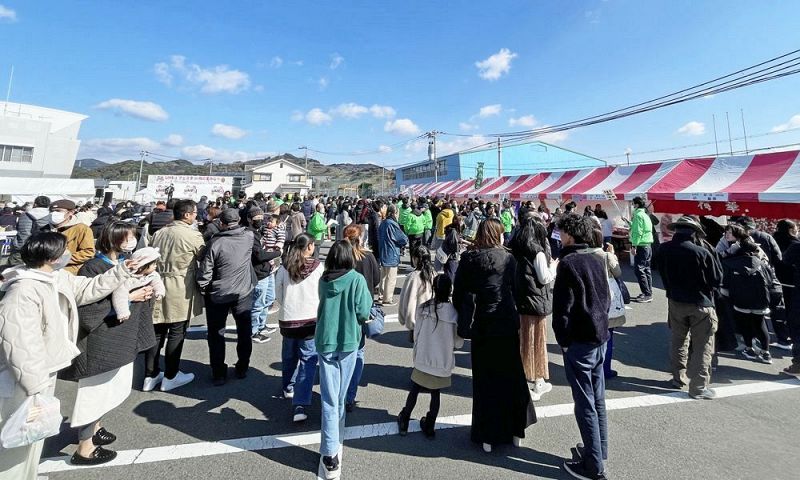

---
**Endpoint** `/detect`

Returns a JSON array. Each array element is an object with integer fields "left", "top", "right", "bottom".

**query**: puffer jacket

[
  {"left": 453, "top": 247, "right": 519, "bottom": 339},
  {"left": 13, "top": 207, "right": 50, "bottom": 249},
  {"left": 0, "top": 263, "right": 134, "bottom": 395},
  {"left": 197, "top": 226, "right": 256, "bottom": 303},
  {"left": 510, "top": 240, "right": 553, "bottom": 317}
]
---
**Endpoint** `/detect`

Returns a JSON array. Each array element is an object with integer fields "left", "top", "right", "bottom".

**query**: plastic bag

[{"left": 1, "top": 394, "right": 62, "bottom": 449}]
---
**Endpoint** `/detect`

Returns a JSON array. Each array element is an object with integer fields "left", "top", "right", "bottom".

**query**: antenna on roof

[{"left": 3, "top": 65, "right": 13, "bottom": 116}]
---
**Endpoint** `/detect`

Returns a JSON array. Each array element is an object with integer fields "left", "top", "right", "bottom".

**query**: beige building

[{"left": 243, "top": 157, "right": 312, "bottom": 196}]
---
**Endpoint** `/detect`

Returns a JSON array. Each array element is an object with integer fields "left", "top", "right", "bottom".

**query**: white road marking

[
  {"left": 38, "top": 378, "right": 800, "bottom": 473},
  {"left": 186, "top": 314, "right": 401, "bottom": 334}
]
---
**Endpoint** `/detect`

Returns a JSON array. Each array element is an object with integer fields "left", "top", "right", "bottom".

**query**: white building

[
  {"left": 0, "top": 102, "right": 87, "bottom": 178},
  {"left": 243, "top": 157, "right": 312, "bottom": 196}
]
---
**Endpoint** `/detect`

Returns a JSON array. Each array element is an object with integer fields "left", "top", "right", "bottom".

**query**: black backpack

[{"left": 729, "top": 260, "right": 771, "bottom": 311}]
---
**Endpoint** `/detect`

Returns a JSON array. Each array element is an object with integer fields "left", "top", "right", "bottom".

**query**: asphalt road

[{"left": 38, "top": 243, "right": 800, "bottom": 479}]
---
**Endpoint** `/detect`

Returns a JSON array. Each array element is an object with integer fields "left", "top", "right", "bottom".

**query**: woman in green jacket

[
  {"left": 315, "top": 241, "right": 373, "bottom": 480},
  {"left": 308, "top": 203, "right": 327, "bottom": 259}
]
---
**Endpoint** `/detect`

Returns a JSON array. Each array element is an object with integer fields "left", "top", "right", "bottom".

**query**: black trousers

[
  {"left": 205, "top": 294, "right": 253, "bottom": 379},
  {"left": 145, "top": 320, "right": 189, "bottom": 380}
]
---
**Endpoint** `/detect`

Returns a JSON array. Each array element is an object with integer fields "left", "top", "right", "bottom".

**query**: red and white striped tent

[{"left": 406, "top": 150, "right": 800, "bottom": 218}]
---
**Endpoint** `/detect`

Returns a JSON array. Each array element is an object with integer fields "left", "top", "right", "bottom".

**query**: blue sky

[{"left": 2, "top": 0, "right": 800, "bottom": 170}]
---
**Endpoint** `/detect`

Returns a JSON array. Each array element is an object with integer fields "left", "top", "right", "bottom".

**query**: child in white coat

[
  {"left": 111, "top": 247, "right": 165, "bottom": 321},
  {"left": 397, "top": 274, "right": 463, "bottom": 438}
]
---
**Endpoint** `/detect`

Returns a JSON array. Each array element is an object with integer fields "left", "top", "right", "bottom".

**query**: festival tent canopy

[
  {"left": 0, "top": 177, "right": 96, "bottom": 204},
  {"left": 406, "top": 150, "right": 800, "bottom": 217}
]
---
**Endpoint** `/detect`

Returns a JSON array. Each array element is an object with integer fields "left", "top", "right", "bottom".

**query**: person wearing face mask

[
  {"left": 66, "top": 221, "right": 157, "bottom": 466},
  {"left": 44, "top": 199, "right": 95, "bottom": 275},
  {"left": 0, "top": 232, "right": 142, "bottom": 478}
]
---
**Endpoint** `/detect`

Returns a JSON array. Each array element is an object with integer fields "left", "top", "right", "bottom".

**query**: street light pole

[{"left": 137, "top": 150, "right": 148, "bottom": 191}]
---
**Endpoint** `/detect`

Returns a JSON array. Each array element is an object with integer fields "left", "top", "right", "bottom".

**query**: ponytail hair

[
  {"left": 285, "top": 233, "right": 314, "bottom": 282},
  {"left": 411, "top": 244, "right": 435, "bottom": 287}
]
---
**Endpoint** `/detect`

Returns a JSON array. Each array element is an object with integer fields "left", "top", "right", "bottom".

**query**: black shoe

[
  {"left": 70, "top": 446, "right": 118, "bottom": 466},
  {"left": 234, "top": 363, "right": 248, "bottom": 379},
  {"left": 604, "top": 370, "right": 618, "bottom": 380},
  {"left": 397, "top": 409, "right": 410, "bottom": 436},
  {"left": 321, "top": 454, "right": 340, "bottom": 478},
  {"left": 572, "top": 442, "right": 585, "bottom": 460},
  {"left": 345, "top": 401, "right": 355, "bottom": 413},
  {"left": 420, "top": 414, "right": 436, "bottom": 439},
  {"left": 563, "top": 460, "right": 607, "bottom": 480},
  {"left": 213, "top": 376, "right": 227, "bottom": 387},
  {"left": 91, "top": 427, "right": 116, "bottom": 446}
]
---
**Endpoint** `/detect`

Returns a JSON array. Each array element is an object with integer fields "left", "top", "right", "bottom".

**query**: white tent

[{"left": 0, "top": 177, "right": 96, "bottom": 204}]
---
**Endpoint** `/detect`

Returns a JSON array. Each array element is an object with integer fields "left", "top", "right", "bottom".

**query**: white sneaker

[
  {"left": 531, "top": 380, "right": 552, "bottom": 401},
  {"left": 283, "top": 389, "right": 294, "bottom": 399},
  {"left": 161, "top": 371, "right": 195, "bottom": 392},
  {"left": 513, "top": 436, "right": 523, "bottom": 448},
  {"left": 142, "top": 373, "right": 163, "bottom": 392}
]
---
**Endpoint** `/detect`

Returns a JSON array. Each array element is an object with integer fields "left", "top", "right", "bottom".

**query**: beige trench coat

[{"left": 150, "top": 221, "right": 205, "bottom": 324}]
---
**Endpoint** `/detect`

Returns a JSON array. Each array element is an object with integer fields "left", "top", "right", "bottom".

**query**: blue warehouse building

[{"left": 396, "top": 140, "right": 603, "bottom": 189}]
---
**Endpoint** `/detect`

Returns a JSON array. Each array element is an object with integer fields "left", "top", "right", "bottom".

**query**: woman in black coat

[
  {"left": 453, "top": 218, "right": 536, "bottom": 452},
  {"left": 68, "top": 221, "right": 156, "bottom": 466}
]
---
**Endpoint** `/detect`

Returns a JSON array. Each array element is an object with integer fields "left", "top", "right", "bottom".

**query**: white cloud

[
  {"left": 79, "top": 137, "right": 162, "bottom": 162},
  {"left": 537, "top": 131, "right": 569, "bottom": 144},
  {"left": 181, "top": 144, "right": 217, "bottom": 159},
  {"left": 155, "top": 55, "right": 251, "bottom": 94},
  {"left": 475, "top": 48, "right": 518, "bottom": 81},
  {"left": 508, "top": 115, "right": 537, "bottom": 127},
  {"left": 459, "top": 122, "right": 479, "bottom": 132},
  {"left": 318, "top": 76, "right": 330, "bottom": 90},
  {"left": 0, "top": 5, "right": 17, "bottom": 22},
  {"left": 369, "top": 104, "right": 396, "bottom": 119},
  {"left": 211, "top": 123, "right": 249, "bottom": 140},
  {"left": 478, "top": 104, "right": 502, "bottom": 118},
  {"left": 305, "top": 108, "right": 333, "bottom": 126},
  {"left": 269, "top": 56, "right": 283, "bottom": 68},
  {"left": 95, "top": 98, "right": 169, "bottom": 122},
  {"left": 162, "top": 134, "right": 184, "bottom": 147},
  {"left": 677, "top": 121, "right": 706, "bottom": 136},
  {"left": 331, "top": 102, "right": 369, "bottom": 119},
  {"left": 771, "top": 114, "right": 800, "bottom": 133},
  {"left": 378, "top": 145, "right": 393, "bottom": 153},
  {"left": 384, "top": 118, "right": 421, "bottom": 136},
  {"left": 330, "top": 53, "right": 344, "bottom": 70}
]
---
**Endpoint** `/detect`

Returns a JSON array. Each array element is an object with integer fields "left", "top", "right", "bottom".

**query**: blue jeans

[
  {"left": 251, "top": 274, "right": 276, "bottom": 335},
  {"left": 633, "top": 244, "right": 653, "bottom": 297},
  {"left": 319, "top": 350, "right": 357, "bottom": 457},
  {"left": 563, "top": 342, "right": 608, "bottom": 476},
  {"left": 346, "top": 342, "right": 366, "bottom": 404},
  {"left": 281, "top": 337, "right": 318, "bottom": 406}
]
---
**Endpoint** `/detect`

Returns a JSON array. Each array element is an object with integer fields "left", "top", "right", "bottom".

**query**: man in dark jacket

[
  {"left": 782, "top": 238, "right": 800, "bottom": 376},
  {"left": 551, "top": 213, "right": 610, "bottom": 480},
  {"left": 148, "top": 200, "right": 175, "bottom": 236},
  {"left": 737, "top": 216, "right": 782, "bottom": 266},
  {"left": 657, "top": 216, "right": 722, "bottom": 400},
  {"left": 9, "top": 195, "right": 50, "bottom": 265},
  {"left": 367, "top": 200, "right": 382, "bottom": 257},
  {"left": 196, "top": 208, "right": 257, "bottom": 385}
]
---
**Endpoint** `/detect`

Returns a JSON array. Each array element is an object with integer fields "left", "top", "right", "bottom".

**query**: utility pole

[
  {"left": 137, "top": 150, "right": 148, "bottom": 191},
  {"left": 712, "top": 114, "right": 719, "bottom": 156},
  {"left": 426, "top": 131, "right": 440, "bottom": 182},
  {"left": 625, "top": 148, "right": 631, "bottom": 166},
  {"left": 497, "top": 137, "right": 502, "bottom": 176},
  {"left": 725, "top": 111, "right": 734, "bottom": 155},
  {"left": 740, "top": 109, "right": 749, "bottom": 154},
  {"left": 209, "top": 159, "right": 213, "bottom": 175},
  {"left": 3, "top": 65, "right": 13, "bottom": 116},
  {"left": 381, "top": 165, "right": 385, "bottom": 196}
]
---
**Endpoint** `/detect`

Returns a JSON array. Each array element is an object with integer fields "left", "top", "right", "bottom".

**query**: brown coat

[
  {"left": 57, "top": 218, "right": 96, "bottom": 275},
  {"left": 151, "top": 221, "right": 205, "bottom": 324}
]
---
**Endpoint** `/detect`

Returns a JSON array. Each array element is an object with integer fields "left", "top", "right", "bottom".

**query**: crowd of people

[{"left": 0, "top": 189, "right": 798, "bottom": 480}]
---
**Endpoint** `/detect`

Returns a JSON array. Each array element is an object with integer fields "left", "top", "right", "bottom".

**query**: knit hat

[
  {"left": 131, "top": 247, "right": 161, "bottom": 265},
  {"left": 51, "top": 199, "right": 76, "bottom": 210},
  {"left": 248, "top": 206, "right": 265, "bottom": 219},
  {"left": 220, "top": 208, "right": 240, "bottom": 225}
]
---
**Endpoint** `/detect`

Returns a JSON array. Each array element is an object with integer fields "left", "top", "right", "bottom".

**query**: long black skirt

[{"left": 471, "top": 333, "right": 537, "bottom": 445}]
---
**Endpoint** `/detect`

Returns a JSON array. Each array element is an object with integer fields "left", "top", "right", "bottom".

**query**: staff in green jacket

[
  {"left": 308, "top": 203, "right": 327, "bottom": 259},
  {"left": 629, "top": 196, "right": 654, "bottom": 302}
]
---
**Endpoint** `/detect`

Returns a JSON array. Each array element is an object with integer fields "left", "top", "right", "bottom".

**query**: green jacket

[
  {"left": 307, "top": 212, "right": 327, "bottom": 241},
  {"left": 405, "top": 212, "right": 425, "bottom": 236},
  {"left": 398, "top": 206, "right": 412, "bottom": 228},
  {"left": 315, "top": 269, "right": 373, "bottom": 354},
  {"left": 500, "top": 210, "right": 514, "bottom": 233},
  {"left": 630, "top": 208, "right": 654, "bottom": 246},
  {"left": 422, "top": 209, "right": 433, "bottom": 230}
]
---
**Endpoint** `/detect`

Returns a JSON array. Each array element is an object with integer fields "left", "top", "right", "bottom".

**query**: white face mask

[
  {"left": 50, "top": 211, "right": 67, "bottom": 225},
  {"left": 53, "top": 250, "right": 71, "bottom": 270},
  {"left": 121, "top": 238, "right": 138, "bottom": 252}
]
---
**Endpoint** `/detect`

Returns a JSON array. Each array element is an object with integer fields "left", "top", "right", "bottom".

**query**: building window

[
  {"left": 0, "top": 144, "right": 33, "bottom": 163},
  {"left": 288, "top": 174, "right": 303, "bottom": 183},
  {"left": 253, "top": 173, "right": 272, "bottom": 182},
  {"left": 401, "top": 160, "right": 447, "bottom": 181}
]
